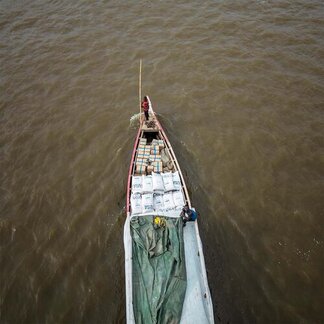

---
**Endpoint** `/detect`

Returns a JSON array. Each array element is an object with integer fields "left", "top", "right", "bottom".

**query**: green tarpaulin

[{"left": 131, "top": 216, "right": 187, "bottom": 324}]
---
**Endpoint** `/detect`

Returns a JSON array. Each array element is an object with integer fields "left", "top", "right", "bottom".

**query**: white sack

[
  {"left": 162, "top": 172, "right": 175, "bottom": 192},
  {"left": 151, "top": 139, "right": 159, "bottom": 146},
  {"left": 163, "top": 192, "right": 175, "bottom": 210},
  {"left": 152, "top": 172, "right": 165, "bottom": 192},
  {"left": 160, "top": 148, "right": 169, "bottom": 167},
  {"left": 173, "top": 190, "right": 185, "bottom": 209},
  {"left": 153, "top": 193, "right": 164, "bottom": 212},
  {"left": 131, "top": 193, "right": 142, "bottom": 214},
  {"left": 142, "top": 193, "right": 154, "bottom": 213},
  {"left": 132, "top": 176, "right": 142, "bottom": 193},
  {"left": 172, "top": 171, "right": 181, "bottom": 191},
  {"left": 142, "top": 175, "right": 153, "bottom": 193}
]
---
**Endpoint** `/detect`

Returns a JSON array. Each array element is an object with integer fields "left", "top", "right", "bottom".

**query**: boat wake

[{"left": 129, "top": 113, "right": 142, "bottom": 128}]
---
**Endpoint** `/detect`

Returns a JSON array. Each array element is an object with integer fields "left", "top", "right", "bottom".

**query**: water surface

[{"left": 1, "top": 1, "right": 323, "bottom": 323}]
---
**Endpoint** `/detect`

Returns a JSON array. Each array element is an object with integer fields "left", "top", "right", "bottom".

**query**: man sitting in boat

[
  {"left": 141, "top": 96, "right": 149, "bottom": 120},
  {"left": 181, "top": 204, "right": 198, "bottom": 226}
]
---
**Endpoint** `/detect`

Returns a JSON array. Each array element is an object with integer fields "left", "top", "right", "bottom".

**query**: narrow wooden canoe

[{"left": 124, "top": 96, "right": 215, "bottom": 323}]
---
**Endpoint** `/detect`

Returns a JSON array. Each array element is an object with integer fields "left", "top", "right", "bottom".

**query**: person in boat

[
  {"left": 141, "top": 96, "right": 149, "bottom": 121},
  {"left": 181, "top": 204, "right": 198, "bottom": 226}
]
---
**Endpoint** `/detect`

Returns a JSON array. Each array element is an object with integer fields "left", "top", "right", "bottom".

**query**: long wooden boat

[{"left": 124, "top": 96, "right": 214, "bottom": 323}]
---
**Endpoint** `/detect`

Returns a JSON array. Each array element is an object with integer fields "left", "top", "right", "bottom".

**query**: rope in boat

[{"left": 145, "top": 120, "right": 156, "bottom": 128}]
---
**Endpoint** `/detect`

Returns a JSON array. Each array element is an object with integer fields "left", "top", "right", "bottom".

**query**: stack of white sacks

[{"left": 131, "top": 171, "right": 185, "bottom": 215}]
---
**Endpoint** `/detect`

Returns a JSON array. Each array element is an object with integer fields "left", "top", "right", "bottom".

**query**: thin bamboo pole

[{"left": 139, "top": 59, "right": 142, "bottom": 124}]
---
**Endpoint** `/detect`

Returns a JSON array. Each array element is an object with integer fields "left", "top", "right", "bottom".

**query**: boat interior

[{"left": 125, "top": 109, "right": 214, "bottom": 324}]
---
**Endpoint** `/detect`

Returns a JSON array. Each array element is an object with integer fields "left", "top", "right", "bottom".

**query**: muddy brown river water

[{"left": 1, "top": 0, "right": 323, "bottom": 323}]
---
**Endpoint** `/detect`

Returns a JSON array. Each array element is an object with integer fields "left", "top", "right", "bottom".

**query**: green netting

[{"left": 130, "top": 216, "right": 187, "bottom": 324}]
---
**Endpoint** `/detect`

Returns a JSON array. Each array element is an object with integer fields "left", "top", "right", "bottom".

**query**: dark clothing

[
  {"left": 181, "top": 207, "right": 198, "bottom": 225},
  {"left": 187, "top": 209, "right": 198, "bottom": 221},
  {"left": 142, "top": 100, "right": 149, "bottom": 121}
]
